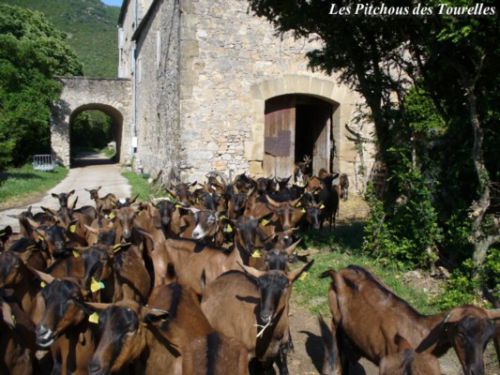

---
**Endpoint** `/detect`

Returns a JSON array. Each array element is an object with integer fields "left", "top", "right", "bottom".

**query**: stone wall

[
  {"left": 177, "top": 0, "right": 376, "bottom": 187},
  {"left": 118, "top": 0, "right": 136, "bottom": 79},
  {"left": 134, "top": 0, "right": 182, "bottom": 181},
  {"left": 51, "top": 77, "right": 132, "bottom": 167},
  {"left": 124, "top": 0, "right": 378, "bottom": 195}
]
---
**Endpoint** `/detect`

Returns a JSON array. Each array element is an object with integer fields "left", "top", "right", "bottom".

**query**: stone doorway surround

[{"left": 245, "top": 74, "right": 359, "bottom": 177}]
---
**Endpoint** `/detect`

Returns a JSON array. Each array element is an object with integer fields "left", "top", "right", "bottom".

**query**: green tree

[{"left": 0, "top": 4, "right": 82, "bottom": 169}]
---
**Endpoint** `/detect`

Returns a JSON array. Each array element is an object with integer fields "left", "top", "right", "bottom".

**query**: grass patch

[
  {"left": 293, "top": 223, "right": 438, "bottom": 316},
  {"left": 121, "top": 170, "right": 158, "bottom": 201},
  {"left": 0, "top": 164, "right": 67, "bottom": 209}
]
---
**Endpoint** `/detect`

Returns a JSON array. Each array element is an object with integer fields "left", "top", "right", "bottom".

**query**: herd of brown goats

[{"left": 0, "top": 169, "right": 498, "bottom": 375}]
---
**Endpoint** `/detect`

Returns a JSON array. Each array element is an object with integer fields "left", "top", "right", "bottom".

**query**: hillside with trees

[{"left": 0, "top": 0, "right": 119, "bottom": 77}]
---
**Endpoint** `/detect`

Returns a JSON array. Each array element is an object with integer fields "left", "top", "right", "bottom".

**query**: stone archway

[
  {"left": 69, "top": 104, "right": 124, "bottom": 165},
  {"left": 246, "top": 74, "right": 361, "bottom": 177},
  {"left": 51, "top": 77, "right": 132, "bottom": 167}
]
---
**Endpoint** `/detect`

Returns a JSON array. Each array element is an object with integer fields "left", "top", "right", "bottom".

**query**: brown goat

[
  {"left": 201, "top": 261, "right": 313, "bottom": 374},
  {"left": 85, "top": 186, "right": 117, "bottom": 214},
  {"left": 87, "top": 282, "right": 247, "bottom": 375},
  {"left": 321, "top": 265, "right": 500, "bottom": 375},
  {"left": 153, "top": 238, "right": 243, "bottom": 293},
  {"left": 34, "top": 274, "right": 96, "bottom": 375}
]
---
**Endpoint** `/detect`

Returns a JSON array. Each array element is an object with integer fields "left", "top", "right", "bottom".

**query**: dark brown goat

[
  {"left": 201, "top": 261, "right": 313, "bottom": 374},
  {"left": 321, "top": 265, "right": 500, "bottom": 375},
  {"left": 34, "top": 275, "right": 96, "bottom": 375}
]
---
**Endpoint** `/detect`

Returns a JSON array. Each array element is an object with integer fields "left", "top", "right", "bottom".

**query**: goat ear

[
  {"left": 285, "top": 238, "right": 302, "bottom": 256},
  {"left": 1, "top": 302, "right": 15, "bottom": 329},
  {"left": 97, "top": 186, "right": 102, "bottom": 191},
  {"left": 320, "top": 269, "right": 336, "bottom": 280},
  {"left": 85, "top": 302, "right": 112, "bottom": 312},
  {"left": 72, "top": 196, "right": 79, "bottom": 209},
  {"left": 30, "top": 268, "right": 55, "bottom": 285},
  {"left": 292, "top": 196, "right": 302, "bottom": 207},
  {"left": 41, "top": 206, "right": 57, "bottom": 217},
  {"left": 26, "top": 217, "right": 40, "bottom": 230},
  {"left": 84, "top": 188, "right": 90, "bottom": 192},
  {"left": 84, "top": 224, "right": 99, "bottom": 234},
  {"left": 416, "top": 309, "right": 461, "bottom": 353},
  {"left": 141, "top": 307, "right": 170, "bottom": 324},
  {"left": 188, "top": 207, "right": 200, "bottom": 214},
  {"left": 394, "top": 334, "right": 413, "bottom": 351},
  {"left": 237, "top": 262, "right": 264, "bottom": 280},
  {"left": 68, "top": 190, "right": 75, "bottom": 196},
  {"left": 487, "top": 309, "right": 500, "bottom": 320},
  {"left": 51, "top": 193, "right": 59, "bottom": 199},
  {"left": 288, "top": 259, "right": 314, "bottom": 283}
]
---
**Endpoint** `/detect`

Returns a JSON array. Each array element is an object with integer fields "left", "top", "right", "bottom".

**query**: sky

[{"left": 101, "top": 0, "right": 123, "bottom": 7}]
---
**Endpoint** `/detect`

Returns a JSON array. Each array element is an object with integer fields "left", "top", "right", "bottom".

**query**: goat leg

[{"left": 276, "top": 344, "right": 289, "bottom": 375}]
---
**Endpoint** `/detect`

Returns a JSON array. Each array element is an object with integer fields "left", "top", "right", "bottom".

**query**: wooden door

[
  {"left": 313, "top": 105, "right": 332, "bottom": 175},
  {"left": 264, "top": 96, "right": 295, "bottom": 178}
]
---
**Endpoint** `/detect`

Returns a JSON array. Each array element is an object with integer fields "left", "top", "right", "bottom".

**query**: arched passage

[
  {"left": 69, "top": 104, "right": 123, "bottom": 166},
  {"left": 51, "top": 77, "right": 132, "bottom": 168},
  {"left": 263, "top": 94, "right": 338, "bottom": 177}
]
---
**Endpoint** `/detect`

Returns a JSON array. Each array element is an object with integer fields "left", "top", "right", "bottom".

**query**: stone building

[{"left": 52, "top": 0, "right": 377, "bottom": 194}]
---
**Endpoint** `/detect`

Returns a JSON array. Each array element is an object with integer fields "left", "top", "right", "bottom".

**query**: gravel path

[{"left": 0, "top": 162, "right": 131, "bottom": 230}]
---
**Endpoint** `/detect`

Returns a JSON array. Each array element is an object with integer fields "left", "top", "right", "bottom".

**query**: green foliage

[
  {"left": 0, "top": 0, "right": 119, "bottom": 77},
  {"left": 122, "top": 171, "right": 156, "bottom": 202},
  {"left": 71, "top": 110, "right": 113, "bottom": 152},
  {"left": 0, "top": 163, "right": 67, "bottom": 209},
  {"left": 0, "top": 4, "right": 82, "bottom": 169},
  {"left": 433, "top": 259, "right": 479, "bottom": 310}
]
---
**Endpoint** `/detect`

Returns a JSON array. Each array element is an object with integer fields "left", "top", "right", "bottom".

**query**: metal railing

[{"left": 32, "top": 154, "right": 56, "bottom": 172}]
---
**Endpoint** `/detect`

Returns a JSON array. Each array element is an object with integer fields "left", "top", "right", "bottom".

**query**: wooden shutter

[{"left": 264, "top": 96, "right": 295, "bottom": 178}]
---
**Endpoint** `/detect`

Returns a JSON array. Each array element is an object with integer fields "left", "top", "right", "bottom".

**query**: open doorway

[
  {"left": 69, "top": 104, "right": 123, "bottom": 167},
  {"left": 264, "top": 94, "right": 336, "bottom": 177}
]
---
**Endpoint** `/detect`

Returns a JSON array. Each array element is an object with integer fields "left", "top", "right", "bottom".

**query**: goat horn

[{"left": 265, "top": 195, "right": 280, "bottom": 208}]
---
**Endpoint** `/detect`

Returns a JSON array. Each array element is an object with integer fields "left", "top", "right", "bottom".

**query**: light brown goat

[{"left": 321, "top": 265, "right": 500, "bottom": 375}]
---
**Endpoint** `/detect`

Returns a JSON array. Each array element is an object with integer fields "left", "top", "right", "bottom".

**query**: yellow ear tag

[
  {"left": 261, "top": 219, "right": 270, "bottom": 226},
  {"left": 88, "top": 312, "right": 99, "bottom": 324},
  {"left": 112, "top": 243, "right": 122, "bottom": 253},
  {"left": 301, "top": 208, "right": 306, "bottom": 213},
  {"left": 90, "top": 278, "right": 105, "bottom": 293},
  {"left": 72, "top": 250, "right": 80, "bottom": 258},
  {"left": 251, "top": 250, "right": 262, "bottom": 258},
  {"left": 109, "top": 212, "right": 115, "bottom": 219},
  {"left": 320, "top": 204, "right": 325, "bottom": 209},
  {"left": 224, "top": 224, "right": 233, "bottom": 233},
  {"left": 40, "top": 281, "right": 46, "bottom": 288},
  {"left": 11, "top": 314, "right": 16, "bottom": 326},
  {"left": 299, "top": 272, "right": 308, "bottom": 281},
  {"left": 69, "top": 224, "right": 77, "bottom": 233},
  {"left": 175, "top": 204, "right": 183, "bottom": 208}
]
